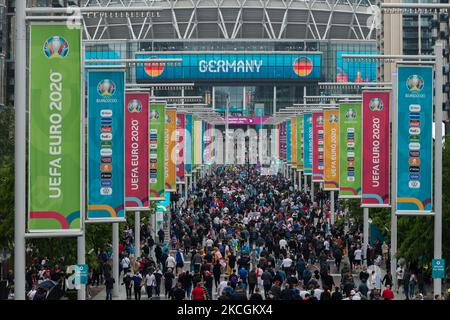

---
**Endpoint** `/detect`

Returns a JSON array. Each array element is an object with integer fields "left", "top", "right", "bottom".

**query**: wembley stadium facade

[{"left": 83, "top": 0, "right": 378, "bottom": 117}]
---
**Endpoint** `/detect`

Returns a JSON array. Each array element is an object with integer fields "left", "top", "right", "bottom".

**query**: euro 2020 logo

[
  {"left": 97, "top": 79, "right": 116, "bottom": 97},
  {"left": 128, "top": 99, "right": 142, "bottom": 113},
  {"left": 328, "top": 114, "right": 338, "bottom": 123},
  {"left": 345, "top": 108, "right": 357, "bottom": 120},
  {"left": 406, "top": 74, "right": 424, "bottom": 92},
  {"left": 150, "top": 110, "right": 160, "bottom": 120},
  {"left": 43, "top": 36, "right": 69, "bottom": 59},
  {"left": 317, "top": 116, "right": 324, "bottom": 126},
  {"left": 369, "top": 98, "right": 383, "bottom": 111}
]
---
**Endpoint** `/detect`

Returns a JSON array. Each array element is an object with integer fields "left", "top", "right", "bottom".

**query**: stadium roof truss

[{"left": 81, "top": 0, "right": 377, "bottom": 41}]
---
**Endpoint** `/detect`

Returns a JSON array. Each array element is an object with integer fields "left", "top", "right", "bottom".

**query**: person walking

[
  {"left": 104, "top": 273, "right": 115, "bottom": 301},
  {"left": 132, "top": 272, "right": 143, "bottom": 300}
]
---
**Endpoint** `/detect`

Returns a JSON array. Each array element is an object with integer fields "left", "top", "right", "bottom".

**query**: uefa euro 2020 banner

[
  {"left": 87, "top": 70, "right": 125, "bottom": 220},
  {"left": 296, "top": 115, "right": 304, "bottom": 171},
  {"left": 149, "top": 103, "right": 166, "bottom": 201},
  {"left": 125, "top": 92, "right": 149, "bottom": 210},
  {"left": 165, "top": 108, "right": 177, "bottom": 192},
  {"left": 339, "top": 103, "right": 362, "bottom": 198},
  {"left": 28, "top": 24, "right": 82, "bottom": 232},
  {"left": 312, "top": 112, "right": 324, "bottom": 182},
  {"left": 291, "top": 116, "right": 297, "bottom": 169},
  {"left": 184, "top": 114, "right": 193, "bottom": 176},
  {"left": 303, "top": 113, "right": 313, "bottom": 175},
  {"left": 396, "top": 65, "right": 433, "bottom": 213},
  {"left": 286, "top": 119, "right": 292, "bottom": 165},
  {"left": 323, "top": 109, "right": 340, "bottom": 191},
  {"left": 362, "top": 91, "right": 391, "bottom": 207},
  {"left": 176, "top": 113, "right": 185, "bottom": 184}
]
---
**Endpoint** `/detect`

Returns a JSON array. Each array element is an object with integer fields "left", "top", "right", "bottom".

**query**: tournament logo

[
  {"left": 166, "top": 114, "right": 172, "bottom": 124},
  {"left": 97, "top": 79, "right": 116, "bottom": 97},
  {"left": 144, "top": 57, "right": 165, "bottom": 78},
  {"left": 406, "top": 74, "right": 424, "bottom": 92},
  {"left": 328, "top": 115, "right": 338, "bottom": 123},
  {"left": 293, "top": 57, "right": 313, "bottom": 77},
  {"left": 345, "top": 108, "right": 357, "bottom": 120},
  {"left": 150, "top": 109, "right": 160, "bottom": 120},
  {"left": 369, "top": 98, "right": 383, "bottom": 111},
  {"left": 307, "top": 116, "right": 313, "bottom": 124},
  {"left": 128, "top": 99, "right": 142, "bottom": 113},
  {"left": 317, "top": 116, "right": 324, "bottom": 126},
  {"left": 43, "top": 36, "right": 69, "bottom": 59}
]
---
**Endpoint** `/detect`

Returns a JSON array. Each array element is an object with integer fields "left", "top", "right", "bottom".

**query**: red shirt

[
  {"left": 192, "top": 286, "right": 205, "bottom": 300},
  {"left": 381, "top": 288, "right": 394, "bottom": 300}
]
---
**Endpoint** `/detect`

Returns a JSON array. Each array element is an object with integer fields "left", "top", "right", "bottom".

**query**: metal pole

[
  {"left": 363, "top": 207, "right": 369, "bottom": 267},
  {"left": 185, "top": 178, "right": 188, "bottom": 199},
  {"left": 433, "top": 40, "right": 444, "bottom": 298},
  {"left": 14, "top": 0, "right": 26, "bottom": 301},
  {"left": 330, "top": 190, "right": 335, "bottom": 225},
  {"left": 391, "top": 68, "right": 398, "bottom": 291},
  {"left": 77, "top": 234, "right": 86, "bottom": 300},
  {"left": 112, "top": 223, "right": 119, "bottom": 297},
  {"left": 298, "top": 171, "right": 302, "bottom": 191},
  {"left": 304, "top": 174, "right": 307, "bottom": 193},
  {"left": 135, "top": 211, "right": 141, "bottom": 258},
  {"left": 225, "top": 96, "right": 229, "bottom": 165},
  {"left": 311, "top": 181, "right": 315, "bottom": 203},
  {"left": 293, "top": 169, "right": 297, "bottom": 189}
]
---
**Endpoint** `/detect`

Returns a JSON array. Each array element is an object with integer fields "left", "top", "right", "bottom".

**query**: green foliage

[{"left": 0, "top": 106, "right": 14, "bottom": 250}]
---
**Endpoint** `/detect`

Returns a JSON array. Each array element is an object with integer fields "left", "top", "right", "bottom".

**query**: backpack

[
  {"left": 176, "top": 252, "right": 183, "bottom": 265},
  {"left": 32, "top": 288, "right": 48, "bottom": 301}
]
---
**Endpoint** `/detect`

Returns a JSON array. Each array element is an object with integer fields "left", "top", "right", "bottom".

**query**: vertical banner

[
  {"left": 87, "top": 70, "right": 125, "bottom": 219},
  {"left": 296, "top": 115, "right": 304, "bottom": 171},
  {"left": 396, "top": 66, "right": 433, "bottom": 213},
  {"left": 28, "top": 24, "right": 82, "bottom": 231},
  {"left": 176, "top": 113, "right": 185, "bottom": 184},
  {"left": 165, "top": 108, "right": 177, "bottom": 192},
  {"left": 312, "top": 112, "right": 324, "bottom": 182},
  {"left": 291, "top": 116, "right": 297, "bottom": 169},
  {"left": 286, "top": 119, "right": 292, "bottom": 165},
  {"left": 303, "top": 113, "right": 313, "bottom": 175},
  {"left": 275, "top": 124, "right": 279, "bottom": 160},
  {"left": 323, "top": 109, "right": 340, "bottom": 190},
  {"left": 194, "top": 118, "right": 203, "bottom": 166},
  {"left": 149, "top": 103, "right": 166, "bottom": 201},
  {"left": 362, "top": 91, "right": 391, "bottom": 207},
  {"left": 339, "top": 103, "right": 362, "bottom": 198},
  {"left": 280, "top": 122, "right": 286, "bottom": 160},
  {"left": 185, "top": 114, "right": 193, "bottom": 176},
  {"left": 125, "top": 92, "right": 149, "bottom": 210},
  {"left": 192, "top": 116, "right": 198, "bottom": 171}
]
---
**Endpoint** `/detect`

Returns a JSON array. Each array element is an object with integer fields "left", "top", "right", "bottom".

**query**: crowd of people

[
  {"left": 109, "top": 165, "right": 435, "bottom": 301},
  {"left": 14, "top": 165, "right": 442, "bottom": 300}
]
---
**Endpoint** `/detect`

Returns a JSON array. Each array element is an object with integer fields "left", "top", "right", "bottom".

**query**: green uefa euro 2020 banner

[
  {"left": 28, "top": 24, "right": 82, "bottom": 232},
  {"left": 339, "top": 103, "right": 362, "bottom": 198},
  {"left": 149, "top": 103, "right": 166, "bottom": 200}
]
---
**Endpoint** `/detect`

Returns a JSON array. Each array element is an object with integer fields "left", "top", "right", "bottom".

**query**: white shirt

[
  {"left": 324, "top": 240, "right": 330, "bottom": 251},
  {"left": 354, "top": 249, "right": 362, "bottom": 260},
  {"left": 121, "top": 257, "right": 130, "bottom": 268},
  {"left": 166, "top": 256, "right": 176, "bottom": 268},
  {"left": 281, "top": 258, "right": 293, "bottom": 268},
  {"left": 217, "top": 281, "right": 228, "bottom": 296},
  {"left": 299, "top": 290, "right": 309, "bottom": 299},
  {"left": 214, "top": 217, "right": 220, "bottom": 225},
  {"left": 206, "top": 239, "right": 214, "bottom": 247},
  {"left": 279, "top": 239, "right": 288, "bottom": 249},
  {"left": 146, "top": 274, "right": 155, "bottom": 286},
  {"left": 314, "top": 288, "right": 323, "bottom": 300},
  {"left": 396, "top": 267, "right": 404, "bottom": 280}
]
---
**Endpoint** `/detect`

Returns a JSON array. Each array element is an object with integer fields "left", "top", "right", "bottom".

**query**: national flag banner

[
  {"left": 323, "top": 109, "right": 340, "bottom": 191},
  {"left": 149, "top": 103, "right": 166, "bottom": 201},
  {"left": 125, "top": 92, "right": 149, "bottom": 210},
  {"left": 184, "top": 114, "right": 193, "bottom": 176},
  {"left": 194, "top": 117, "right": 203, "bottom": 166},
  {"left": 339, "top": 103, "right": 362, "bottom": 198},
  {"left": 303, "top": 113, "right": 313, "bottom": 175},
  {"left": 165, "top": 108, "right": 177, "bottom": 192},
  {"left": 362, "top": 91, "right": 391, "bottom": 207},
  {"left": 28, "top": 24, "right": 82, "bottom": 231},
  {"left": 296, "top": 115, "right": 304, "bottom": 171},
  {"left": 280, "top": 121, "right": 287, "bottom": 161},
  {"left": 176, "top": 113, "right": 185, "bottom": 184},
  {"left": 286, "top": 119, "right": 292, "bottom": 165},
  {"left": 312, "top": 112, "right": 324, "bottom": 182},
  {"left": 396, "top": 65, "right": 433, "bottom": 213},
  {"left": 87, "top": 70, "right": 126, "bottom": 219},
  {"left": 291, "top": 116, "right": 297, "bottom": 169}
]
